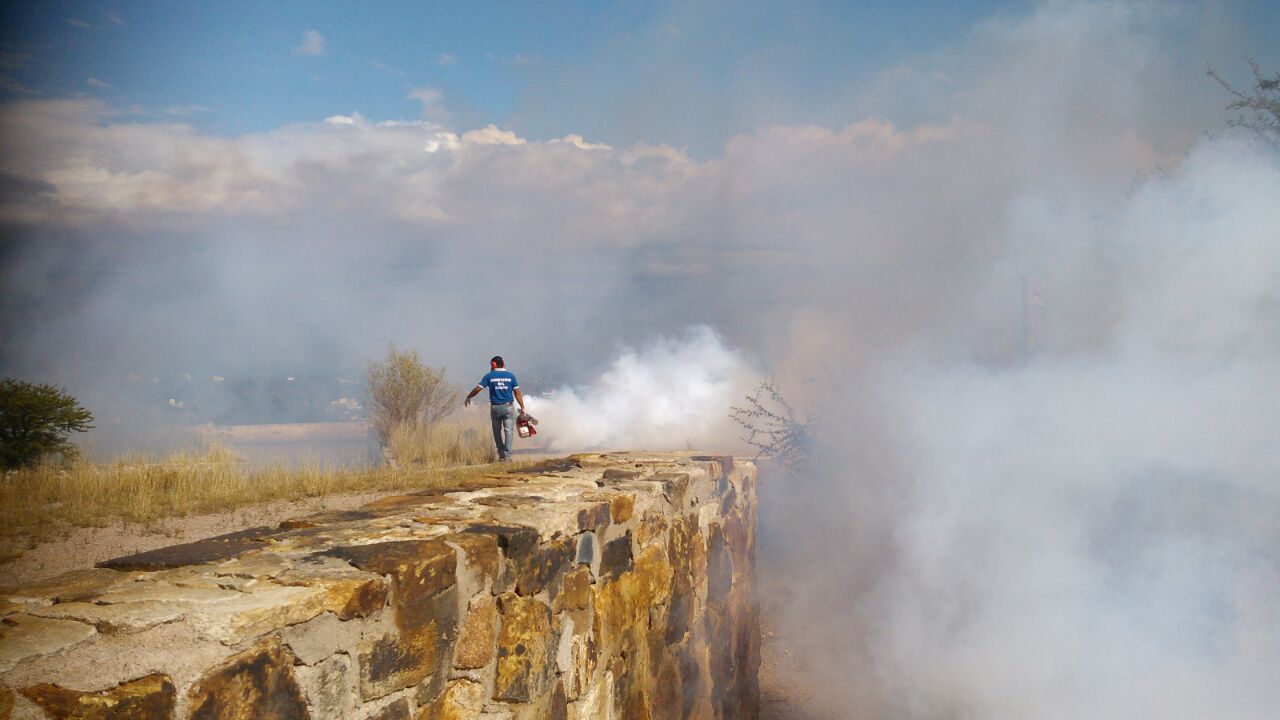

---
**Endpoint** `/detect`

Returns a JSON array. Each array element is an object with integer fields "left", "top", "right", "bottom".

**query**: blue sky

[
  {"left": 5, "top": 1, "right": 1278, "bottom": 155},
  {"left": 0, "top": 0, "right": 1059, "bottom": 153}
]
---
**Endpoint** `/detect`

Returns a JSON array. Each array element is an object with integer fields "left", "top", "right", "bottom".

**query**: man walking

[{"left": 464, "top": 355, "right": 525, "bottom": 461}]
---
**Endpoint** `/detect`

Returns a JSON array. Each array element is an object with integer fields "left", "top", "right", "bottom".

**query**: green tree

[
  {"left": 0, "top": 379, "right": 94, "bottom": 469},
  {"left": 366, "top": 346, "right": 458, "bottom": 446}
]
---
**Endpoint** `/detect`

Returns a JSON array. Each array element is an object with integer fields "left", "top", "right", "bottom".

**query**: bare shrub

[
  {"left": 730, "top": 379, "right": 813, "bottom": 471},
  {"left": 366, "top": 346, "right": 458, "bottom": 447},
  {"left": 1208, "top": 59, "right": 1280, "bottom": 146}
]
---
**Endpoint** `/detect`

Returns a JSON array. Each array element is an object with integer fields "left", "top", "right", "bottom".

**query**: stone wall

[{"left": 0, "top": 452, "right": 758, "bottom": 719}]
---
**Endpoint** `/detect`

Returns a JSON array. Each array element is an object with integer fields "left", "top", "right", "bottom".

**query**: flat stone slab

[
  {"left": 28, "top": 600, "right": 187, "bottom": 635},
  {"left": 97, "top": 526, "right": 280, "bottom": 571},
  {"left": 0, "top": 614, "right": 96, "bottom": 673}
]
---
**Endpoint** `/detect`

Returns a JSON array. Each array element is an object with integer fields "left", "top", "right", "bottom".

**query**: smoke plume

[{"left": 525, "top": 326, "right": 757, "bottom": 452}]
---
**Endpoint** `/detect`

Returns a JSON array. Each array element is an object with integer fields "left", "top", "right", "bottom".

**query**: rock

[
  {"left": 365, "top": 697, "right": 410, "bottom": 720},
  {"left": 357, "top": 585, "right": 457, "bottom": 700},
  {"left": 494, "top": 594, "right": 552, "bottom": 702},
  {"left": 280, "top": 612, "right": 362, "bottom": 666},
  {"left": 452, "top": 596, "right": 496, "bottom": 670},
  {"left": 93, "top": 583, "right": 242, "bottom": 606},
  {"left": 213, "top": 553, "right": 290, "bottom": 580},
  {"left": 28, "top": 600, "right": 185, "bottom": 635},
  {"left": 18, "top": 673, "right": 174, "bottom": 719},
  {"left": 0, "top": 688, "right": 11, "bottom": 720},
  {"left": 323, "top": 540, "right": 457, "bottom": 601},
  {"left": 515, "top": 537, "right": 573, "bottom": 597},
  {"left": 574, "top": 533, "right": 599, "bottom": 580},
  {"left": 188, "top": 584, "right": 329, "bottom": 645},
  {"left": 98, "top": 526, "right": 279, "bottom": 571},
  {"left": 276, "top": 570, "right": 388, "bottom": 621},
  {"left": 187, "top": 638, "right": 308, "bottom": 720},
  {"left": 0, "top": 615, "right": 96, "bottom": 673},
  {"left": 555, "top": 567, "right": 591, "bottom": 613},
  {"left": 1, "top": 569, "right": 137, "bottom": 605},
  {"left": 599, "top": 533, "right": 633, "bottom": 581},
  {"left": 294, "top": 653, "right": 356, "bottom": 720},
  {"left": 442, "top": 533, "right": 500, "bottom": 589},
  {"left": 416, "top": 679, "right": 484, "bottom": 720},
  {"left": 608, "top": 495, "right": 634, "bottom": 524}
]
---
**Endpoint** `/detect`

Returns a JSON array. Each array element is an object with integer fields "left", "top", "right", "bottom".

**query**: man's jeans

[{"left": 490, "top": 403, "right": 517, "bottom": 460}]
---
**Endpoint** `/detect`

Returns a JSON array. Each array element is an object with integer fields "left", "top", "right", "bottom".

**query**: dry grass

[
  {"left": 385, "top": 409, "right": 497, "bottom": 467},
  {"left": 0, "top": 436, "right": 530, "bottom": 564}
]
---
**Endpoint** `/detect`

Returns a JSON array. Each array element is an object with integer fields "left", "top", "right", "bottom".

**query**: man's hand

[{"left": 464, "top": 396, "right": 471, "bottom": 407}]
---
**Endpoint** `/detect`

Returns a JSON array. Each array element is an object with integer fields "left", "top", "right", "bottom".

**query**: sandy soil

[{"left": 0, "top": 490, "right": 399, "bottom": 587}]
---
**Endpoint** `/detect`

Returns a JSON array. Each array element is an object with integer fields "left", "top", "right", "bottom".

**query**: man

[{"left": 464, "top": 355, "right": 525, "bottom": 461}]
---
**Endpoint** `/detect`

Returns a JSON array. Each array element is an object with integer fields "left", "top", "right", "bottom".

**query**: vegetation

[
  {"left": 0, "top": 442, "right": 533, "bottom": 563},
  {"left": 1208, "top": 59, "right": 1280, "bottom": 146},
  {"left": 366, "top": 346, "right": 459, "bottom": 447},
  {"left": 0, "top": 379, "right": 93, "bottom": 470},
  {"left": 730, "top": 379, "right": 812, "bottom": 471},
  {"left": 386, "top": 409, "right": 497, "bottom": 467}
]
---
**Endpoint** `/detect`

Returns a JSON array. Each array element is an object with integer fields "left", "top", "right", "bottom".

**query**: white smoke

[{"left": 524, "top": 326, "right": 757, "bottom": 452}]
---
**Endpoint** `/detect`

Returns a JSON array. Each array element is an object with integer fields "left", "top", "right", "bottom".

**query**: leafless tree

[
  {"left": 730, "top": 379, "right": 812, "bottom": 470},
  {"left": 1208, "top": 59, "right": 1280, "bottom": 146}
]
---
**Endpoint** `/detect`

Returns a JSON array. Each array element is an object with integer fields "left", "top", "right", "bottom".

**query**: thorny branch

[
  {"left": 730, "top": 379, "right": 811, "bottom": 470},
  {"left": 1207, "top": 59, "right": 1280, "bottom": 147}
]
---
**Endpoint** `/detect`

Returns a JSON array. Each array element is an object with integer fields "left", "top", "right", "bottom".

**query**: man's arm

[
  {"left": 464, "top": 385, "right": 482, "bottom": 407},
  {"left": 514, "top": 388, "right": 525, "bottom": 413}
]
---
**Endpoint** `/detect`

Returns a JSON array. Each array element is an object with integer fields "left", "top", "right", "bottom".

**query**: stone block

[
  {"left": 98, "top": 526, "right": 279, "bottom": 571},
  {"left": 294, "top": 653, "right": 356, "bottom": 720},
  {"left": 0, "top": 615, "right": 96, "bottom": 673},
  {"left": 599, "top": 533, "right": 633, "bottom": 581},
  {"left": 1, "top": 569, "right": 137, "bottom": 605},
  {"left": 28, "top": 600, "right": 185, "bottom": 635},
  {"left": 574, "top": 502, "right": 611, "bottom": 534},
  {"left": 608, "top": 495, "right": 634, "bottom": 524},
  {"left": 280, "top": 612, "right": 362, "bottom": 666},
  {"left": 19, "top": 673, "right": 174, "bottom": 720},
  {"left": 187, "top": 639, "right": 308, "bottom": 720},
  {"left": 212, "top": 553, "right": 290, "bottom": 580},
  {"left": 416, "top": 678, "right": 483, "bottom": 720},
  {"left": 515, "top": 537, "right": 573, "bottom": 597},
  {"left": 442, "top": 533, "right": 500, "bottom": 588},
  {"left": 93, "top": 584, "right": 241, "bottom": 606},
  {"left": 452, "top": 596, "right": 496, "bottom": 670},
  {"left": 555, "top": 567, "right": 591, "bottom": 613},
  {"left": 366, "top": 697, "right": 410, "bottom": 720},
  {"left": 494, "top": 594, "right": 552, "bottom": 702},
  {"left": 357, "top": 585, "right": 457, "bottom": 700},
  {"left": 574, "top": 533, "right": 600, "bottom": 580},
  {"left": 188, "top": 584, "right": 329, "bottom": 645}
]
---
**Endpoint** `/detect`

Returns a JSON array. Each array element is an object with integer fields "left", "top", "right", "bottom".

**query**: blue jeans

[{"left": 490, "top": 403, "right": 517, "bottom": 459}]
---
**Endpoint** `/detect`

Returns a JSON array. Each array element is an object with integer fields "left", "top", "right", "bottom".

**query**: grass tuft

[{"left": 0, "top": 432, "right": 529, "bottom": 564}]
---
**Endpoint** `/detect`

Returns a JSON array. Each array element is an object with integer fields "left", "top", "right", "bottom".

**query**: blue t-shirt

[{"left": 477, "top": 370, "right": 519, "bottom": 404}]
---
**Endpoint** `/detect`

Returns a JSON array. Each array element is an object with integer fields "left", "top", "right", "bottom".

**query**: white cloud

[
  {"left": 437, "top": 53, "right": 457, "bottom": 66},
  {"left": 407, "top": 86, "right": 448, "bottom": 121},
  {"left": 86, "top": 77, "right": 112, "bottom": 89},
  {"left": 296, "top": 29, "right": 325, "bottom": 56}
]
